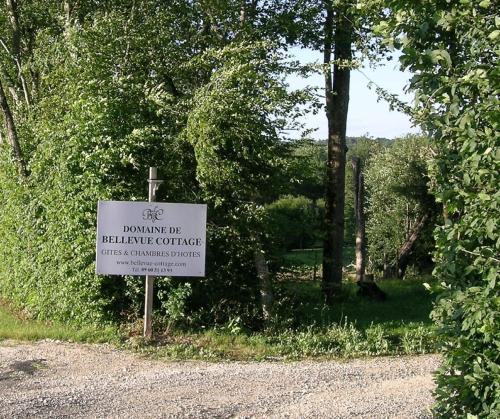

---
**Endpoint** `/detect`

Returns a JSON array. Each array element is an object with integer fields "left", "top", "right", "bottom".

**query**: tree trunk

[
  {"left": 64, "top": 1, "right": 90, "bottom": 35},
  {"left": 385, "top": 213, "right": 430, "bottom": 278},
  {"left": 0, "top": 79, "right": 26, "bottom": 178},
  {"left": 64, "top": 1, "right": 74, "bottom": 31},
  {"left": 238, "top": 0, "right": 258, "bottom": 38},
  {"left": 253, "top": 244, "right": 274, "bottom": 321},
  {"left": 4, "top": 0, "right": 31, "bottom": 106},
  {"left": 64, "top": 1, "right": 82, "bottom": 33},
  {"left": 351, "top": 157, "right": 367, "bottom": 282},
  {"left": 396, "top": 212, "right": 429, "bottom": 278},
  {"left": 322, "top": 2, "right": 352, "bottom": 302},
  {"left": 6, "top": 0, "right": 20, "bottom": 58}
]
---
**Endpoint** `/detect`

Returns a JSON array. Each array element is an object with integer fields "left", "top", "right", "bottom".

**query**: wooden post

[
  {"left": 351, "top": 157, "right": 366, "bottom": 283},
  {"left": 144, "top": 167, "right": 158, "bottom": 339},
  {"left": 252, "top": 238, "right": 274, "bottom": 322}
]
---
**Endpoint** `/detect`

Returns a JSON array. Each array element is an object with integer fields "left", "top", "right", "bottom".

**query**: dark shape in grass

[{"left": 356, "top": 274, "right": 387, "bottom": 301}]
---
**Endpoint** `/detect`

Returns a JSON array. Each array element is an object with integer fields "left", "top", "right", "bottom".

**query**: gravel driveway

[{"left": 0, "top": 340, "right": 439, "bottom": 418}]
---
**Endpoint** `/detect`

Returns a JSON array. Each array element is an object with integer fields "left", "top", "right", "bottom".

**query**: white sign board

[{"left": 96, "top": 201, "right": 206, "bottom": 277}]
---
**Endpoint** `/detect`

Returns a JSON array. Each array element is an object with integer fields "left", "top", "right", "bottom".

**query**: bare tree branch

[
  {"left": 0, "top": 78, "right": 27, "bottom": 178},
  {"left": 3, "top": 1, "right": 32, "bottom": 106}
]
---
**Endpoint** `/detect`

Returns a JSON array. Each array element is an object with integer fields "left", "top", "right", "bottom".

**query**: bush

[
  {"left": 387, "top": 1, "right": 500, "bottom": 415},
  {"left": 0, "top": 11, "right": 306, "bottom": 329},
  {"left": 265, "top": 195, "right": 320, "bottom": 251}
]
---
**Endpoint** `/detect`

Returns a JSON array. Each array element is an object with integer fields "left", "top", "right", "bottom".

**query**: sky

[{"left": 288, "top": 47, "right": 421, "bottom": 140}]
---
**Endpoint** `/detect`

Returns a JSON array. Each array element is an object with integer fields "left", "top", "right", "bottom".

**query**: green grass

[
  {"left": 132, "top": 322, "right": 437, "bottom": 362},
  {"left": 280, "top": 278, "right": 435, "bottom": 328},
  {"left": 283, "top": 248, "right": 323, "bottom": 267},
  {"left": 0, "top": 301, "right": 120, "bottom": 343},
  {"left": 127, "top": 276, "right": 439, "bottom": 361},
  {"left": 1, "top": 249, "right": 439, "bottom": 361},
  {"left": 282, "top": 247, "right": 355, "bottom": 268},
  {"left": 280, "top": 247, "right": 435, "bottom": 327}
]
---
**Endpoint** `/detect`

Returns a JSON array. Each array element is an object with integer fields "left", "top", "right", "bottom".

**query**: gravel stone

[{"left": 0, "top": 340, "right": 440, "bottom": 418}]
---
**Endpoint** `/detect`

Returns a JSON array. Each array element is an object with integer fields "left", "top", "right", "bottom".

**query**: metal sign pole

[{"left": 144, "top": 167, "right": 162, "bottom": 339}]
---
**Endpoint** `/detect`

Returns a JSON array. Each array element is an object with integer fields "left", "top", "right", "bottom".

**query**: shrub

[
  {"left": 266, "top": 195, "right": 320, "bottom": 251},
  {"left": 387, "top": 1, "right": 500, "bottom": 415}
]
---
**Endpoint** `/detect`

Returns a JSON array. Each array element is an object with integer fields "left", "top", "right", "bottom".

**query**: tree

[
  {"left": 346, "top": 138, "right": 388, "bottom": 299},
  {"left": 344, "top": 137, "right": 384, "bottom": 245},
  {"left": 364, "top": 136, "right": 436, "bottom": 278},
  {"left": 321, "top": 0, "right": 353, "bottom": 301},
  {"left": 0, "top": 2, "right": 211, "bottom": 323},
  {"left": 186, "top": 43, "right": 309, "bottom": 321},
  {"left": 262, "top": 0, "right": 390, "bottom": 301},
  {"left": 0, "top": 0, "right": 60, "bottom": 177},
  {"left": 383, "top": 0, "right": 499, "bottom": 414},
  {"left": 0, "top": 1, "right": 310, "bottom": 327},
  {"left": 287, "top": 139, "right": 327, "bottom": 202},
  {"left": 266, "top": 195, "right": 319, "bottom": 252},
  {"left": 0, "top": 79, "right": 26, "bottom": 176}
]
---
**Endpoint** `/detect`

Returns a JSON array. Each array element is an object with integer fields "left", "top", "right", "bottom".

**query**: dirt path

[{"left": 0, "top": 340, "right": 439, "bottom": 418}]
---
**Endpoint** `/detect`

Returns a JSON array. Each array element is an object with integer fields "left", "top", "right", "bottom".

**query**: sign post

[
  {"left": 144, "top": 167, "right": 162, "bottom": 339},
  {"left": 95, "top": 168, "right": 206, "bottom": 341}
]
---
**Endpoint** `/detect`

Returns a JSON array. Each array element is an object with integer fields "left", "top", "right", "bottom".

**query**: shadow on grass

[
  {"left": 132, "top": 277, "right": 439, "bottom": 361},
  {"left": 279, "top": 278, "right": 435, "bottom": 330},
  {"left": 279, "top": 247, "right": 435, "bottom": 330}
]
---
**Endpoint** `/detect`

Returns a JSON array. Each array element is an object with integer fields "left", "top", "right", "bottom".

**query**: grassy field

[
  {"left": 278, "top": 278, "right": 434, "bottom": 327},
  {"left": 1, "top": 248, "right": 439, "bottom": 360},
  {"left": 149, "top": 277, "right": 436, "bottom": 360},
  {"left": 283, "top": 248, "right": 324, "bottom": 267}
]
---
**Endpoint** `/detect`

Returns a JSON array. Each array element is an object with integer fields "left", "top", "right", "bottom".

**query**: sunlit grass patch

[{"left": 0, "top": 300, "right": 120, "bottom": 344}]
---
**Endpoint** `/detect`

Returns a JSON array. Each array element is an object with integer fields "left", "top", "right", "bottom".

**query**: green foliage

[
  {"left": 287, "top": 139, "right": 327, "bottom": 201},
  {"left": 183, "top": 42, "right": 312, "bottom": 326},
  {"left": 127, "top": 273, "right": 438, "bottom": 361},
  {"left": 364, "top": 136, "right": 436, "bottom": 274},
  {"left": 1, "top": 5, "right": 198, "bottom": 325},
  {"left": 132, "top": 275, "right": 438, "bottom": 361},
  {"left": 432, "top": 287, "right": 500, "bottom": 417},
  {"left": 0, "top": 3, "right": 310, "bottom": 328},
  {"left": 383, "top": 0, "right": 500, "bottom": 415},
  {"left": 266, "top": 195, "right": 320, "bottom": 251},
  {"left": 186, "top": 42, "right": 309, "bottom": 206},
  {"left": 262, "top": 321, "right": 436, "bottom": 359},
  {"left": 157, "top": 281, "right": 192, "bottom": 333},
  {"left": 191, "top": 219, "right": 262, "bottom": 326}
]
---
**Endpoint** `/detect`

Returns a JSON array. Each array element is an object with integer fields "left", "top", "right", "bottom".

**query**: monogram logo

[{"left": 142, "top": 206, "right": 164, "bottom": 223}]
